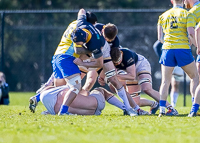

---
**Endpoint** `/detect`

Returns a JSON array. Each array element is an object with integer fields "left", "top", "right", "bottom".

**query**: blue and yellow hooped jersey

[
  {"left": 54, "top": 20, "right": 80, "bottom": 58},
  {"left": 189, "top": 2, "right": 200, "bottom": 25},
  {"left": 158, "top": 7, "right": 196, "bottom": 49}
]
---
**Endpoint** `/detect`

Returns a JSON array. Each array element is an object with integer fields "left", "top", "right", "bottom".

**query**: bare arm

[
  {"left": 157, "top": 25, "right": 164, "bottom": 43},
  {"left": 188, "top": 27, "right": 196, "bottom": 47},
  {"left": 73, "top": 56, "right": 103, "bottom": 68},
  {"left": 117, "top": 65, "right": 136, "bottom": 81},
  {"left": 195, "top": 26, "right": 200, "bottom": 55},
  {"left": 74, "top": 47, "right": 91, "bottom": 55}
]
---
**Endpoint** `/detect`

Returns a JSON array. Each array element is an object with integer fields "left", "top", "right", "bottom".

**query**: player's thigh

[
  {"left": 161, "top": 65, "right": 174, "bottom": 83},
  {"left": 181, "top": 61, "right": 198, "bottom": 79}
]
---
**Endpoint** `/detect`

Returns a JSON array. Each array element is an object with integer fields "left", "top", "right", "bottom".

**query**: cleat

[
  {"left": 166, "top": 108, "right": 179, "bottom": 116},
  {"left": 123, "top": 110, "right": 128, "bottom": 115},
  {"left": 158, "top": 112, "right": 165, "bottom": 117},
  {"left": 29, "top": 96, "right": 38, "bottom": 113},
  {"left": 126, "top": 108, "right": 138, "bottom": 116},
  {"left": 150, "top": 103, "right": 159, "bottom": 114},
  {"left": 137, "top": 109, "right": 149, "bottom": 115},
  {"left": 188, "top": 112, "right": 197, "bottom": 117}
]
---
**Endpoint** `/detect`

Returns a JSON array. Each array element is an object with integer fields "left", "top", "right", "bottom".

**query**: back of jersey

[
  {"left": 158, "top": 7, "right": 195, "bottom": 49},
  {"left": 189, "top": 2, "right": 200, "bottom": 25}
]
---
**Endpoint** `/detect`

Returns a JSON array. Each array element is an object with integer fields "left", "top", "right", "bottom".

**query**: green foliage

[{"left": 0, "top": 92, "right": 199, "bottom": 143}]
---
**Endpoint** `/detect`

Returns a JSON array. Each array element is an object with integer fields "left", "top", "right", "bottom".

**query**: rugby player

[
  {"left": 30, "top": 9, "right": 139, "bottom": 116},
  {"left": 40, "top": 86, "right": 129, "bottom": 116},
  {"left": 157, "top": 0, "right": 199, "bottom": 116},
  {"left": 99, "top": 47, "right": 178, "bottom": 115},
  {"left": 153, "top": 40, "right": 184, "bottom": 107},
  {"left": 188, "top": 22, "right": 200, "bottom": 117}
]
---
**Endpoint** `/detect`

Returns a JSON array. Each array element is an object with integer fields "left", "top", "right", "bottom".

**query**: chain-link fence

[{"left": 0, "top": 9, "right": 191, "bottom": 93}]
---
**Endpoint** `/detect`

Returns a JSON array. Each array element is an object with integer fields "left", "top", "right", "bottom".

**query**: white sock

[
  {"left": 170, "top": 92, "right": 179, "bottom": 107},
  {"left": 151, "top": 101, "right": 158, "bottom": 108},
  {"left": 160, "top": 106, "right": 165, "bottom": 113},
  {"left": 117, "top": 86, "right": 132, "bottom": 110},
  {"left": 107, "top": 95, "right": 126, "bottom": 110},
  {"left": 134, "top": 105, "right": 140, "bottom": 111}
]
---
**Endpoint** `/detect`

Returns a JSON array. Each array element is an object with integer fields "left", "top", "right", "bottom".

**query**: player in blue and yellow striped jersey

[
  {"left": 157, "top": 0, "right": 199, "bottom": 116},
  {"left": 188, "top": 22, "right": 200, "bottom": 116},
  {"left": 184, "top": 0, "right": 200, "bottom": 80}
]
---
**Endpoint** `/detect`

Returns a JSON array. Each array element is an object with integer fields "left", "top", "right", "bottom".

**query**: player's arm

[
  {"left": 157, "top": 25, "right": 164, "bottom": 43},
  {"left": 187, "top": 13, "right": 196, "bottom": 47},
  {"left": 74, "top": 56, "right": 103, "bottom": 68},
  {"left": 74, "top": 45, "right": 91, "bottom": 55},
  {"left": 195, "top": 24, "right": 200, "bottom": 55},
  {"left": 188, "top": 27, "right": 196, "bottom": 47},
  {"left": 117, "top": 64, "right": 136, "bottom": 81}
]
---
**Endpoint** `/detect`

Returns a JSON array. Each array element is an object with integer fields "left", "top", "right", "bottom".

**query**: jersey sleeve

[
  {"left": 187, "top": 13, "right": 196, "bottom": 28},
  {"left": 111, "top": 36, "right": 120, "bottom": 48},
  {"left": 157, "top": 15, "right": 163, "bottom": 26}
]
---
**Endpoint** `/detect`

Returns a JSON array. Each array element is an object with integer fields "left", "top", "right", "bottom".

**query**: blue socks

[
  {"left": 192, "top": 97, "right": 194, "bottom": 104},
  {"left": 191, "top": 103, "right": 199, "bottom": 113},
  {"left": 160, "top": 100, "right": 166, "bottom": 107},
  {"left": 59, "top": 105, "right": 69, "bottom": 114},
  {"left": 35, "top": 93, "right": 40, "bottom": 102}
]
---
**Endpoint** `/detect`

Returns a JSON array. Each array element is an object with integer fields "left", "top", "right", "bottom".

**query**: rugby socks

[
  {"left": 134, "top": 105, "right": 140, "bottom": 111},
  {"left": 117, "top": 86, "right": 132, "bottom": 110},
  {"left": 151, "top": 101, "right": 158, "bottom": 108},
  {"left": 159, "top": 100, "right": 166, "bottom": 113},
  {"left": 170, "top": 92, "right": 179, "bottom": 107},
  {"left": 59, "top": 105, "right": 69, "bottom": 114},
  {"left": 106, "top": 95, "right": 126, "bottom": 110},
  {"left": 191, "top": 103, "right": 199, "bottom": 113},
  {"left": 192, "top": 97, "right": 194, "bottom": 104},
  {"left": 35, "top": 93, "right": 40, "bottom": 102}
]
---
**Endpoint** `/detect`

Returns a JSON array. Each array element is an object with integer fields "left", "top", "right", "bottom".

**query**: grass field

[{"left": 0, "top": 92, "right": 200, "bottom": 143}]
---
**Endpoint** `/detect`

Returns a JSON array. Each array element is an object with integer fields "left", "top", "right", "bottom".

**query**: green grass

[{"left": 0, "top": 92, "right": 200, "bottom": 143}]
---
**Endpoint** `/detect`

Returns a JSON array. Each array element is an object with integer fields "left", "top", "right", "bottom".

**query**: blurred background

[{"left": 0, "top": 0, "right": 193, "bottom": 92}]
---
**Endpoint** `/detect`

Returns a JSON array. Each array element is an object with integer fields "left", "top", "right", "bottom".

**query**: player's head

[
  {"left": 86, "top": 11, "right": 97, "bottom": 25},
  {"left": 71, "top": 28, "right": 87, "bottom": 45},
  {"left": 102, "top": 23, "right": 118, "bottom": 42},
  {"left": 110, "top": 47, "right": 123, "bottom": 65},
  {"left": 184, "top": 0, "right": 193, "bottom": 8}
]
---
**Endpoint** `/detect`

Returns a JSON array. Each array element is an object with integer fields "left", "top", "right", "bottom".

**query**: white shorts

[
  {"left": 78, "top": 41, "right": 111, "bottom": 73},
  {"left": 172, "top": 66, "right": 184, "bottom": 76},
  {"left": 40, "top": 85, "right": 69, "bottom": 115},
  {"left": 135, "top": 54, "right": 151, "bottom": 76},
  {"left": 90, "top": 90, "right": 105, "bottom": 115}
]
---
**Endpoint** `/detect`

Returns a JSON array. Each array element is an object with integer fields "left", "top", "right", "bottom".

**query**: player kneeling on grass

[
  {"left": 98, "top": 47, "right": 178, "bottom": 115},
  {"left": 40, "top": 86, "right": 130, "bottom": 116}
]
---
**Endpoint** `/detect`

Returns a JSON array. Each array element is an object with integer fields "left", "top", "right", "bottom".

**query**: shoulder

[{"left": 94, "top": 23, "right": 104, "bottom": 31}]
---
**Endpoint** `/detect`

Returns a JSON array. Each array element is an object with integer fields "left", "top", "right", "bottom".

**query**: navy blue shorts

[
  {"left": 52, "top": 54, "right": 80, "bottom": 79},
  {"left": 159, "top": 49, "right": 194, "bottom": 67}
]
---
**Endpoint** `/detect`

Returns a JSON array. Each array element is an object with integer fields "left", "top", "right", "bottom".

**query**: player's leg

[
  {"left": 126, "top": 80, "right": 159, "bottom": 114},
  {"left": 196, "top": 55, "right": 200, "bottom": 81},
  {"left": 159, "top": 65, "right": 174, "bottom": 116},
  {"left": 103, "top": 62, "right": 135, "bottom": 109},
  {"left": 82, "top": 70, "right": 98, "bottom": 91},
  {"left": 181, "top": 61, "right": 199, "bottom": 103}
]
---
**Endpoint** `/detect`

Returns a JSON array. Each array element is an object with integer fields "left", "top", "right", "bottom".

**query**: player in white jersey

[{"left": 40, "top": 86, "right": 133, "bottom": 116}]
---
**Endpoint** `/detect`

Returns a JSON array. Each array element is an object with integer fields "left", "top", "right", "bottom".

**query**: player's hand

[
  {"left": 73, "top": 58, "right": 83, "bottom": 66},
  {"left": 196, "top": 48, "right": 200, "bottom": 55},
  {"left": 98, "top": 76, "right": 106, "bottom": 86}
]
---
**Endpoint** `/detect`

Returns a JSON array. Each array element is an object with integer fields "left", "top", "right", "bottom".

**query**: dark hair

[
  {"left": 104, "top": 23, "right": 118, "bottom": 40},
  {"left": 86, "top": 11, "right": 97, "bottom": 25},
  {"left": 110, "top": 47, "right": 121, "bottom": 62}
]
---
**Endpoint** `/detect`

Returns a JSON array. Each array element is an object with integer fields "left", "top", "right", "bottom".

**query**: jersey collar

[{"left": 173, "top": 5, "right": 183, "bottom": 8}]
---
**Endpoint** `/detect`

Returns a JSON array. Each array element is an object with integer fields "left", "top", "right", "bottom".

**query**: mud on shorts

[
  {"left": 89, "top": 90, "right": 105, "bottom": 115},
  {"left": 40, "top": 85, "right": 69, "bottom": 115}
]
